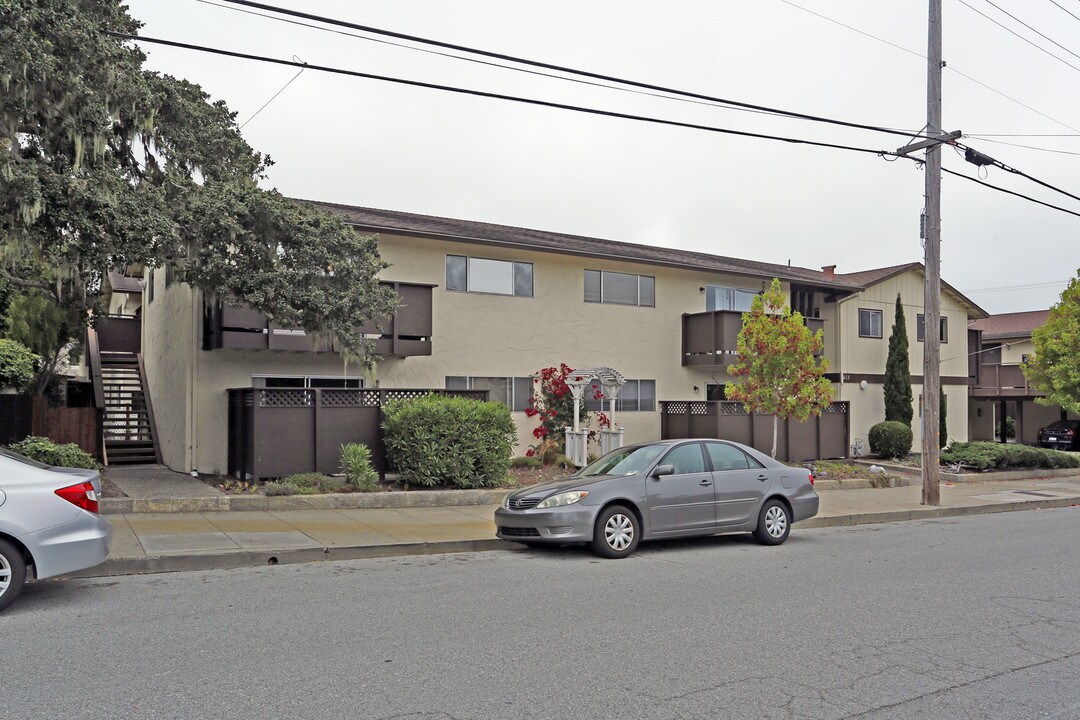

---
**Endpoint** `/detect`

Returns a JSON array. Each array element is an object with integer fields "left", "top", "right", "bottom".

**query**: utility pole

[
  {"left": 922, "top": 0, "right": 943, "bottom": 506},
  {"left": 896, "top": 1, "right": 949, "bottom": 506}
]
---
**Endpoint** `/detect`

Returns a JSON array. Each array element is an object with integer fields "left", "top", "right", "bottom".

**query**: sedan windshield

[{"left": 578, "top": 444, "right": 667, "bottom": 477}]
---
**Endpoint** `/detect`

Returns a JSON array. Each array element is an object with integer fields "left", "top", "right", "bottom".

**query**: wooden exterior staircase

[{"left": 88, "top": 317, "right": 162, "bottom": 466}]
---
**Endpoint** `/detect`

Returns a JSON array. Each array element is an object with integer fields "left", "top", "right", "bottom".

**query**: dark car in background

[
  {"left": 1037, "top": 420, "right": 1080, "bottom": 451},
  {"left": 495, "top": 439, "right": 818, "bottom": 558}
]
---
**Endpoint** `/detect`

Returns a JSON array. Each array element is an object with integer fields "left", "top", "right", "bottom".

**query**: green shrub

[
  {"left": 867, "top": 421, "right": 913, "bottom": 459},
  {"left": 382, "top": 394, "right": 516, "bottom": 488},
  {"left": 7, "top": 435, "right": 100, "bottom": 469},
  {"left": 509, "top": 456, "right": 542, "bottom": 469},
  {"left": 0, "top": 339, "right": 38, "bottom": 390},
  {"left": 340, "top": 443, "right": 379, "bottom": 491},
  {"left": 262, "top": 481, "right": 297, "bottom": 496},
  {"left": 941, "top": 442, "right": 1080, "bottom": 470},
  {"left": 273, "top": 473, "right": 339, "bottom": 494}
]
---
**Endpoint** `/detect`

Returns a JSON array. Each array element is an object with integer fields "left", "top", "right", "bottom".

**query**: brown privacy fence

[
  {"left": 0, "top": 395, "right": 101, "bottom": 458},
  {"left": 660, "top": 400, "right": 850, "bottom": 462},
  {"left": 228, "top": 387, "right": 490, "bottom": 481}
]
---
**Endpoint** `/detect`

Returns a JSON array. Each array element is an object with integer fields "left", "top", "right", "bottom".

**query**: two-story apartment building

[
  {"left": 120, "top": 201, "right": 986, "bottom": 475},
  {"left": 968, "top": 310, "right": 1076, "bottom": 444}
]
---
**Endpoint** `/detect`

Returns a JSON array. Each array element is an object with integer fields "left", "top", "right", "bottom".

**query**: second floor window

[
  {"left": 706, "top": 285, "right": 757, "bottom": 313},
  {"left": 917, "top": 314, "right": 949, "bottom": 343},
  {"left": 584, "top": 270, "right": 655, "bottom": 307},
  {"left": 859, "top": 308, "right": 883, "bottom": 338},
  {"left": 446, "top": 376, "right": 532, "bottom": 411},
  {"left": 446, "top": 255, "right": 533, "bottom": 297}
]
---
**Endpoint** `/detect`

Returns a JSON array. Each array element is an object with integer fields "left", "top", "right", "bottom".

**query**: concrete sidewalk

[{"left": 79, "top": 477, "right": 1080, "bottom": 578}]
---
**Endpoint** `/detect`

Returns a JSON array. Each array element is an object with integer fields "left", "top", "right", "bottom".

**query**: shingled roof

[
  {"left": 969, "top": 310, "right": 1048, "bottom": 340},
  {"left": 302, "top": 200, "right": 864, "bottom": 291},
  {"left": 300, "top": 200, "right": 986, "bottom": 317}
]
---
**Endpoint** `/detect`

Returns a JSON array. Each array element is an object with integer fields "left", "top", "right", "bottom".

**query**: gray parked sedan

[
  {"left": 495, "top": 439, "right": 818, "bottom": 558},
  {"left": 0, "top": 448, "right": 113, "bottom": 612}
]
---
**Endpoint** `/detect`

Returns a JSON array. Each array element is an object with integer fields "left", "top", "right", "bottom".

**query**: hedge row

[{"left": 941, "top": 442, "right": 1079, "bottom": 470}]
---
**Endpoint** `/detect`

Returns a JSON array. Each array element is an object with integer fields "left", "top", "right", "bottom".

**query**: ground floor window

[
  {"left": 445, "top": 376, "right": 532, "bottom": 411},
  {"left": 705, "top": 383, "right": 727, "bottom": 401},
  {"left": 585, "top": 379, "right": 656, "bottom": 412},
  {"left": 253, "top": 375, "right": 364, "bottom": 389}
]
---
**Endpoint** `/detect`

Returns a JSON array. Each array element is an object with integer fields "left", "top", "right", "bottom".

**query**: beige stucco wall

[
  {"left": 373, "top": 233, "right": 784, "bottom": 456},
  {"left": 999, "top": 338, "right": 1034, "bottom": 365},
  {"left": 830, "top": 269, "right": 972, "bottom": 451},
  {"left": 141, "top": 234, "right": 982, "bottom": 473},
  {"left": 141, "top": 267, "right": 195, "bottom": 471},
  {"left": 168, "top": 233, "right": 800, "bottom": 473}
]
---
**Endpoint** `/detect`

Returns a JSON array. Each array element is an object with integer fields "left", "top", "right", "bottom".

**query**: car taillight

[
  {"left": 1067, "top": 429, "right": 1075, "bottom": 436},
  {"left": 807, "top": 470, "right": 815, "bottom": 485},
  {"left": 55, "top": 481, "right": 99, "bottom": 514}
]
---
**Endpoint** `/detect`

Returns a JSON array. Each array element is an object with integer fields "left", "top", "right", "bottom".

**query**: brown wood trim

[{"left": 824, "top": 373, "right": 971, "bottom": 386}]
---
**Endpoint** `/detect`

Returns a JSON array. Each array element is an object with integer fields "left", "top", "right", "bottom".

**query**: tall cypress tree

[{"left": 884, "top": 294, "right": 914, "bottom": 425}]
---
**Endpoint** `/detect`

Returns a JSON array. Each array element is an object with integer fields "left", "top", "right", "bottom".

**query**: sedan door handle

[
  {"left": 757, "top": 474, "right": 769, "bottom": 482},
  {"left": 699, "top": 480, "right": 713, "bottom": 486}
]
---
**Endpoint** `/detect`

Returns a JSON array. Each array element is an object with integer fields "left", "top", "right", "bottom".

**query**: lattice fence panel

[{"left": 259, "top": 389, "right": 314, "bottom": 408}]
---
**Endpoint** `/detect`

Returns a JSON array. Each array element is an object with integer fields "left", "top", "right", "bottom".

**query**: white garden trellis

[{"left": 563, "top": 367, "right": 627, "bottom": 467}]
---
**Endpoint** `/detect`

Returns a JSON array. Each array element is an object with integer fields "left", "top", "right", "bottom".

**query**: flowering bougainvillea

[{"left": 525, "top": 364, "right": 610, "bottom": 462}]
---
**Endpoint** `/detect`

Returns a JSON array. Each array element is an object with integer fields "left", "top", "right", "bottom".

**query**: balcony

[
  {"left": 204, "top": 281, "right": 433, "bottom": 357},
  {"left": 681, "top": 311, "right": 825, "bottom": 367},
  {"left": 970, "top": 364, "right": 1039, "bottom": 398}
]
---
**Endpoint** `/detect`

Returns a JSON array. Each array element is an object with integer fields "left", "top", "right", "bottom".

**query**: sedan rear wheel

[
  {"left": 0, "top": 538, "right": 28, "bottom": 613},
  {"left": 592, "top": 505, "right": 640, "bottom": 559},
  {"left": 752, "top": 499, "right": 790, "bottom": 546}
]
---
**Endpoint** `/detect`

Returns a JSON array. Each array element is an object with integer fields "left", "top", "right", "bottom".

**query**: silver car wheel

[
  {"left": 0, "top": 553, "right": 9, "bottom": 596},
  {"left": 605, "top": 514, "right": 634, "bottom": 551},
  {"left": 764, "top": 505, "right": 788, "bottom": 538}
]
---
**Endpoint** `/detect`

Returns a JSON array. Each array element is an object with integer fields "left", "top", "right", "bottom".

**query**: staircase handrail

[{"left": 137, "top": 353, "right": 163, "bottom": 464}]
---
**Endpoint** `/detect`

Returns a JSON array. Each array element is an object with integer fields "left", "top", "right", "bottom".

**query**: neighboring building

[
  {"left": 107, "top": 202, "right": 986, "bottom": 475},
  {"left": 968, "top": 310, "right": 1076, "bottom": 444}
]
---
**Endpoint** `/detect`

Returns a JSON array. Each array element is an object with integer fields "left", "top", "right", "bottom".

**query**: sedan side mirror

[{"left": 651, "top": 464, "right": 675, "bottom": 478}]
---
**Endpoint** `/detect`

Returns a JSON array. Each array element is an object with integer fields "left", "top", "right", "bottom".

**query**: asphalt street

[{"left": 6, "top": 507, "right": 1079, "bottom": 720}]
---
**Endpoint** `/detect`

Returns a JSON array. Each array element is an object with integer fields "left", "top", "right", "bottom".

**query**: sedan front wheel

[{"left": 592, "top": 505, "right": 640, "bottom": 559}]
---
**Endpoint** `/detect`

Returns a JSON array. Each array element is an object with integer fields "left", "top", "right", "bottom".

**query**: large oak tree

[{"left": 0, "top": 0, "right": 396, "bottom": 362}]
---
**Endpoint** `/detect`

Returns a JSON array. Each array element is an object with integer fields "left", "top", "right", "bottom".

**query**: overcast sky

[{"left": 124, "top": 0, "right": 1080, "bottom": 315}]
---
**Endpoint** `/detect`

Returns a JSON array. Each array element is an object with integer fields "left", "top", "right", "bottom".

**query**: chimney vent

[{"left": 821, "top": 265, "right": 836, "bottom": 280}]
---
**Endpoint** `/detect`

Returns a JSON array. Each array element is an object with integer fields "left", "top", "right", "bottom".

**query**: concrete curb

[
  {"left": 75, "top": 498, "right": 1078, "bottom": 578},
  {"left": 101, "top": 487, "right": 513, "bottom": 515}
]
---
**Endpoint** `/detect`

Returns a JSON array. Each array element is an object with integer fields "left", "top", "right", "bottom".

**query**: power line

[
  {"left": 780, "top": 0, "right": 1080, "bottom": 133},
  {"left": 966, "top": 133, "right": 1080, "bottom": 137},
  {"left": 108, "top": 32, "right": 904, "bottom": 159},
  {"left": 956, "top": 0, "right": 1080, "bottom": 75},
  {"left": 239, "top": 56, "right": 306, "bottom": 129},
  {"left": 111, "top": 31, "right": 1080, "bottom": 222},
  {"left": 943, "top": 166, "right": 1080, "bottom": 218},
  {"left": 212, "top": 0, "right": 932, "bottom": 142},
  {"left": 980, "top": 0, "right": 1080, "bottom": 62},
  {"left": 193, "top": 0, "right": 818, "bottom": 124},
  {"left": 962, "top": 136, "right": 1080, "bottom": 157},
  {"left": 957, "top": 141, "right": 1080, "bottom": 204},
  {"left": 1049, "top": 0, "right": 1080, "bottom": 25},
  {"left": 967, "top": 279, "right": 1070, "bottom": 292}
]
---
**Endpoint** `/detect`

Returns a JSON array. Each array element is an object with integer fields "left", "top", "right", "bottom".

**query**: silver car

[
  {"left": 0, "top": 448, "right": 113, "bottom": 612},
  {"left": 496, "top": 439, "right": 818, "bottom": 558}
]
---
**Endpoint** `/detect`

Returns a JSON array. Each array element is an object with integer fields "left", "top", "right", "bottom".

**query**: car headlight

[{"left": 536, "top": 490, "right": 589, "bottom": 509}]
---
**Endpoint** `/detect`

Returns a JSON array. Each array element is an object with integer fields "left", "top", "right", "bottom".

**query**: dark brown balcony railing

[
  {"left": 970, "top": 364, "right": 1039, "bottom": 398},
  {"left": 204, "top": 281, "right": 434, "bottom": 357},
  {"left": 682, "top": 310, "right": 825, "bottom": 367}
]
